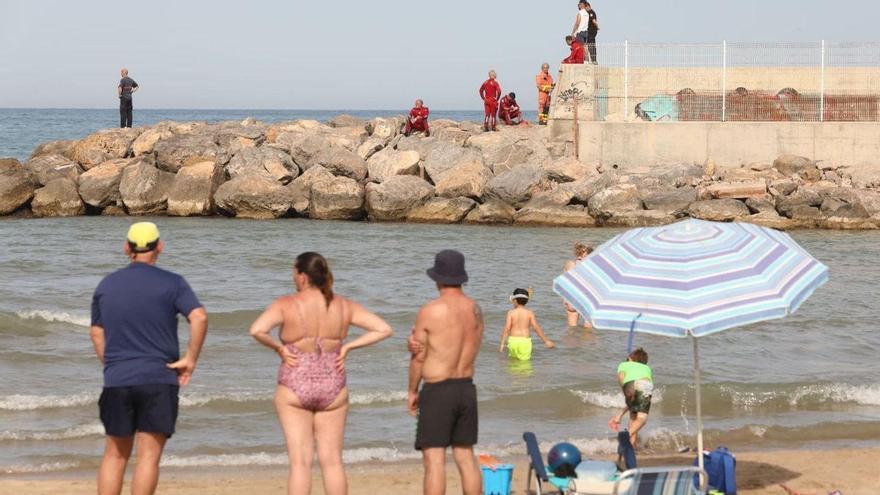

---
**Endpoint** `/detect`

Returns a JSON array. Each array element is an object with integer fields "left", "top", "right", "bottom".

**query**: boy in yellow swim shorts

[{"left": 499, "top": 288, "right": 555, "bottom": 360}]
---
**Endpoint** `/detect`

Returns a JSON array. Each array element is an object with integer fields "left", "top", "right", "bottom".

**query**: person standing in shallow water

[
  {"left": 408, "top": 250, "right": 484, "bottom": 495},
  {"left": 249, "top": 252, "right": 392, "bottom": 495},
  {"left": 118, "top": 68, "right": 139, "bottom": 128},
  {"left": 90, "top": 222, "right": 208, "bottom": 495},
  {"left": 563, "top": 242, "right": 594, "bottom": 328}
]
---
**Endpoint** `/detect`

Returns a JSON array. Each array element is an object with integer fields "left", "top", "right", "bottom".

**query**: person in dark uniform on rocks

[{"left": 118, "top": 68, "right": 139, "bottom": 128}]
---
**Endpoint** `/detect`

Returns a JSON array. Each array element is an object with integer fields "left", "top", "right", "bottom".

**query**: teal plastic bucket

[{"left": 481, "top": 464, "right": 514, "bottom": 495}]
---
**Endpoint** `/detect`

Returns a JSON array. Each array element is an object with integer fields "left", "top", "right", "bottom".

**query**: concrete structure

[{"left": 549, "top": 64, "right": 880, "bottom": 177}]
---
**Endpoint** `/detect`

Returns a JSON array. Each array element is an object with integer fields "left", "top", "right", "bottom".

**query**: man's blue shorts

[{"left": 99, "top": 384, "right": 179, "bottom": 438}]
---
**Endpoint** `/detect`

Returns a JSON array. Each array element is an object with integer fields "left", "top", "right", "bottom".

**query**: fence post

[
  {"left": 722, "top": 40, "right": 727, "bottom": 122},
  {"left": 820, "top": 40, "right": 826, "bottom": 122},
  {"left": 624, "top": 40, "right": 629, "bottom": 120}
]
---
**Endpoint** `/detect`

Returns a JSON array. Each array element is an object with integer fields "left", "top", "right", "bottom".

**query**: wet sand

[{"left": 2, "top": 447, "right": 877, "bottom": 495}]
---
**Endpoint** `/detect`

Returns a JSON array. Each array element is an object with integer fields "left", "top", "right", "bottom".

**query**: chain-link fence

[{"left": 587, "top": 41, "right": 880, "bottom": 122}]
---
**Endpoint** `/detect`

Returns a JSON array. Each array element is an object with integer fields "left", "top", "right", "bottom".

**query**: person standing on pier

[
  {"left": 479, "top": 70, "right": 502, "bottom": 132},
  {"left": 536, "top": 63, "right": 555, "bottom": 125},
  {"left": 571, "top": 1, "right": 599, "bottom": 64},
  {"left": 118, "top": 68, "right": 139, "bottom": 128}
]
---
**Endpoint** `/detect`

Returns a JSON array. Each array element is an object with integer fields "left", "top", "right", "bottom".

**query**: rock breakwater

[{"left": 2, "top": 115, "right": 880, "bottom": 229}]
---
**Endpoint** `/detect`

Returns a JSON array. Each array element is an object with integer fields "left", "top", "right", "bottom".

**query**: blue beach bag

[
  {"left": 481, "top": 464, "right": 514, "bottom": 495},
  {"left": 694, "top": 447, "right": 736, "bottom": 494}
]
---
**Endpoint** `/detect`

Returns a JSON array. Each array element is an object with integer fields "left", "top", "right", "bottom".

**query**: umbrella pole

[{"left": 693, "top": 335, "right": 705, "bottom": 471}]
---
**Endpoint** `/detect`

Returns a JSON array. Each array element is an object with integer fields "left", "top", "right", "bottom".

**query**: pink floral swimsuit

[
  {"left": 276, "top": 300, "right": 347, "bottom": 411},
  {"left": 277, "top": 339, "right": 346, "bottom": 411}
]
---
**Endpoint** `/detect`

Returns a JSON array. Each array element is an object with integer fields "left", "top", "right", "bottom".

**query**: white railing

[{"left": 587, "top": 41, "right": 880, "bottom": 122}]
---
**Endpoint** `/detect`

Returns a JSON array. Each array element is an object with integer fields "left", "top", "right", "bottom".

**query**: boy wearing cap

[
  {"left": 89, "top": 222, "right": 208, "bottom": 495},
  {"left": 499, "top": 288, "right": 555, "bottom": 360}
]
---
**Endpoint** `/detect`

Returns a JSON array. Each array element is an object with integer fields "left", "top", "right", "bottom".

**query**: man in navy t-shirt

[
  {"left": 118, "top": 67, "right": 139, "bottom": 128},
  {"left": 90, "top": 221, "right": 207, "bottom": 495}
]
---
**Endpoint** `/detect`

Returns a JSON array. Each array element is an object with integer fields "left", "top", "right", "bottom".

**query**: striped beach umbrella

[{"left": 553, "top": 218, "right": 828, "bottom": 468}]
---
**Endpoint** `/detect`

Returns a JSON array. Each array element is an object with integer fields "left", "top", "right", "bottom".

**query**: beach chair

[
  {"left": 567, "top": 466, "right": 708, "bottom": 495},
  {"left": 523, "top": 432, "right": 572, "bottom": 494}
]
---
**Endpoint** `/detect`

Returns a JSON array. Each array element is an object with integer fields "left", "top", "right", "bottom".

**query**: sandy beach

[{"left": 2, "top": 447, "right": 877, "bottom": 495}]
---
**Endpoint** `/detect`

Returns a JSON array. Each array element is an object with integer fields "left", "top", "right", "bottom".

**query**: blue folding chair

[
  {"left": 523, "top": 432, "right": 573, "bottom": 495},
  {"left": 613, "top": 466, "right": 708, "bottom": 495}
]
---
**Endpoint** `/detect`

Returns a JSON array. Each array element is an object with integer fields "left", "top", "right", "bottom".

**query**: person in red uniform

[
  {"left": 499, "top": 93, "right": 523, "bottom": 125},
  {"left": 404, "top": 99, "right": 430, "bottom": 137},
  {"left": 563, "top": 35, "right": 586, "bottom": 64},
  {"left": 479, "top": 70, "right": 502, "bottom": 131}
]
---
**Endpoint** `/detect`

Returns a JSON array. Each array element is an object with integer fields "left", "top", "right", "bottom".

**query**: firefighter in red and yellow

[
  {"left": 479, "top": 70, "right": 502, "bottom": 131},
  {"left": 403, "top": 99, "right": 430, "bottom": 137},
  {"left": 536, "top": 63, "right": 555, "bottom": 125},
  {"left": 563, "top": 35, "right": 586, "bottom": 64},
  {"left": 499, "top": 93, "right": 523, "bottom": 125}
]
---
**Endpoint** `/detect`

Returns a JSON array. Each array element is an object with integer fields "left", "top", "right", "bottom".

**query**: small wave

[
  {"left": 790, "top": 383, "right": 880, "bottom": 407},
  {"left": 569, "top": 387, "right": 664, "bottom": 409},
  {"left": 15, "top": 309, "right": 90, "bottom": 327},
  {"left": 162, "top": 447, "right": 421, "bottom": 468},
  {"left": 179, "top": 391, "right": 270, "bottom": 407},
  {"left": 1, "top": 461, "right": 79, "bottom": 474},
  {"left": 0, "top": 423, "right": 104, "bottom": 441},
  {"left": 0, "top": 393, "right": 96, "bottom": 411},
  {"left": 349, "top": 391, "right": 408, "bottom": 406}
]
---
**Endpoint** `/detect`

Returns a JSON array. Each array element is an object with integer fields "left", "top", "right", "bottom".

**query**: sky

[{"left": 0, "top": 0, "right": 876, "bottom": 110}]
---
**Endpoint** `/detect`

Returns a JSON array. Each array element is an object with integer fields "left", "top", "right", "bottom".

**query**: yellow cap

[{"left": 126, "top": 222, "right": 160, "bottom": 252}]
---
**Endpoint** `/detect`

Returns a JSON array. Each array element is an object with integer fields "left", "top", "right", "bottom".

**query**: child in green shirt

[{"left": 608, "top": 347, "right": 653, "bottom": 448}]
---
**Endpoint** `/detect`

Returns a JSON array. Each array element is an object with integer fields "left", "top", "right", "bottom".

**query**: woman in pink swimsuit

[{"left": 249, "top": 252, "right": 393, "bottom": 495}]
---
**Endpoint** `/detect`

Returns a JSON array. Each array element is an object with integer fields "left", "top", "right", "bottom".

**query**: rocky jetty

[{"left": 3, "top": 116, "right": 880, "bottom": 229}]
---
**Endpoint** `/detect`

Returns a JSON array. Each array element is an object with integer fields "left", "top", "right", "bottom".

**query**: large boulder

[
  {"left": 31, "top": 178, "right": 84, "bottom": 217},
  {"left": 119, "top": 162, "right": 175, "bottom": 215},
  {"left": 776, "top": 188, "right": 823, "bottom": 218},
  {"left": 774, "top": 154, "right": 819, "bottom": 178},
  {"left": 153, "top": 134, "right": 227, "bottom": 173},
  {"left": 467, "top": 131, "right": 549, "bottom": 173},
  {"left": 435, "top": 127, "right": 471, "bottom": 146},
  {"left": 287, "top": 165, "right": 335, "bottom": 215},
  {"left": 396, "top": 135, "right": 439, "bottom": 159},
  {"left": 741, "top": 211, "right": 804, "bottom": 230},
  {"left": 407, "top": 197, "right": 476, "bottom": 224},
  {"left": 558, "top": 172, "right": 618, "bottom": 205},
  {"left": 423, "top": 145, "right": 484, "bottom": 184},
  {"left": 588, "top": 184, "right": 642, "bottom": 219},
  {"left": 77, "top": 158, "right": 138, "bottom": 208},
  {"left": 704, "top": 181, "right": 767, "bottom": 199},
  {"left": 214, "top": 176, "right": 292, "bottom": 219},
  {"left": 227, "top": 147, "right": 298, "bottom": 184},
  {"left": 485, "top": 164, "right": 548, "bottom": 208},
  {"left": 312, "top": 146, "right": 368, "bottom": 181},
  {"left": 130, "top": 127, "right": 174, "bottom": 156},
  {"left": 366, "top": 149, "right": 420, "bottom": 183},
  {"left": 745, "top": 194, "right": 777, "bottom": 214},
  {"left": 514, "top": 204, "right": 595, "bottom": 227},
  {"left": 650, "top": 163, "right": 705, "bottom": 187},
  {"left": 329, "top": 114, "right": 366, "bottom": 129},
  {"left": 641, "top": 188, "right": 697, "bottom": 214},
  {"left": 434, "top": 161, "right": 493, "bottom": 200},
  {"left": 463, "top": 199, "right": 516, "bottom": 225},
  {"left": 687, "top": 199, "right": 750, "bottom": 221},
  {"left": 309, "top": 176, "right": 365, "bottom": 220},
  {"left": 66, "top": 128, "right": 141, "bottom": 169},
  {"left": 25, "top": 154, "right": 82, "bottom": 186},
  {"left": 365, "top": 175, "right": 434, "bottom": 221},
  {"left": 543, "top": 158, "right": 596, "bottom": 183},
  {"left": 30, "top": 139, "right": 76, "bottom": 159},
  {"left": 167, "top": 161, "right": 224, "bottom": 216},
  {"left": 356, "top": 137, "right": 386, "bottom": 160},
  {"left": 605, "top": 210, "right": 677, "bottom": 227},
  {"left": 0, "top": 158, "right": 36, "bottom": 214},
  {"left": 367, "top": 117, "right": 403, "bottom": 140}
]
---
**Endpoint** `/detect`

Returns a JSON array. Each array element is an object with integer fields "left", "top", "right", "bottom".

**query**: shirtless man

[{"left": 408, "top": 250, "right": 484, "bottom": 495}]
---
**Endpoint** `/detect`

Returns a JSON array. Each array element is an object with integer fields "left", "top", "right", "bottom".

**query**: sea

[{"left": 0, "top": 109, "right": 879, "bottom": 476}]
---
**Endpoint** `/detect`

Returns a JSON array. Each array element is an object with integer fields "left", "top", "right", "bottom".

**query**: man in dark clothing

[
  {"left": 584, "top": 2, "right": 599, "bottom": 64},
  {"left": 90, "top": 221, "right": 208, "bottom": 495},
  {"left": 118, "top": 68, "right": 139, "bottom": 128}
]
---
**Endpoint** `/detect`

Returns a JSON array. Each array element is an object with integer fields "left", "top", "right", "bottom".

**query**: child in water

[
  {"left": 499, "top": 288, "right": 555, "bottom": 360},
  {"left": 609, "top": 347, "right": 653, "bottom": 448}
]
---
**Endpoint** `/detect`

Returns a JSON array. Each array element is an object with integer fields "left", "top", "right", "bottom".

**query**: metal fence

[{"left": 587, "top": 41, "right": 880, "bottom": 122}]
